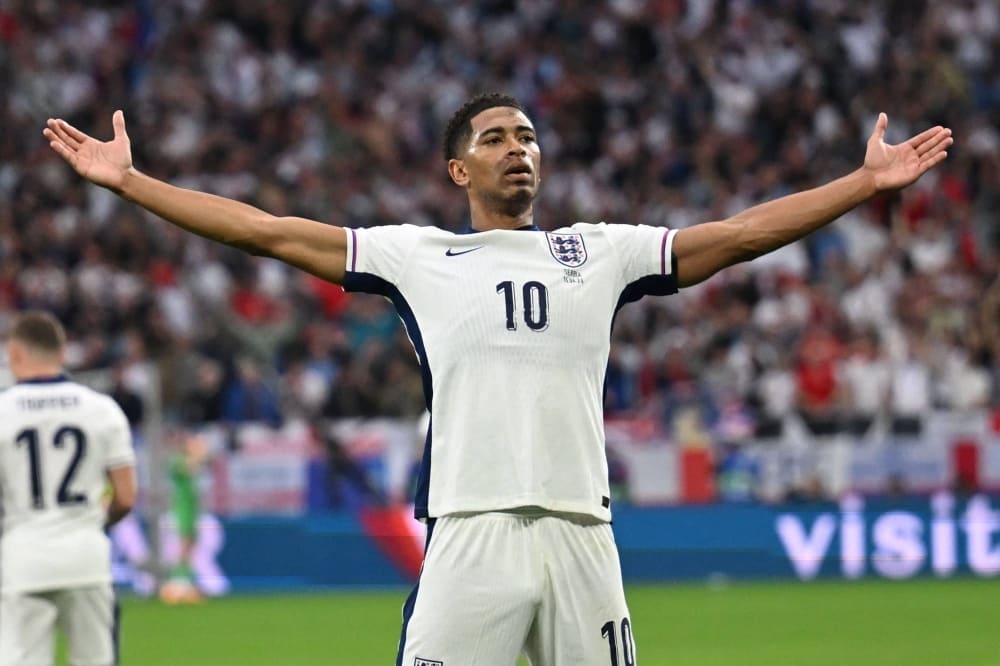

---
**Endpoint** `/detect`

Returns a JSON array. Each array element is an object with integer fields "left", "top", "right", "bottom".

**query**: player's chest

[{"left": 408, "top": 233, "right": 618, "bottom": 343}]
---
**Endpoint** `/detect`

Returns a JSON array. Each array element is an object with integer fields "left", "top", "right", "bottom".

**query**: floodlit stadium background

[{"left": 3, "top": 1, "right": 999, "bottom": 663}]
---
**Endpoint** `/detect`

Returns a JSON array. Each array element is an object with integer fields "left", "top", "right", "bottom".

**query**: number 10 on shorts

[{"left": 601, "top": 617, "right": 635, "bottom": 666}]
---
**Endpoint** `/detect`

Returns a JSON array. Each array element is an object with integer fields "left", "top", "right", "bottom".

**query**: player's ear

[
  {"left": 448, "top": 158, "right": 469, "bottom": 187},
  {"left": 5, "top": 339, "right": 24, "bottom": 372}
]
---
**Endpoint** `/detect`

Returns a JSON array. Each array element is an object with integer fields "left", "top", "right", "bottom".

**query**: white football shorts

[
  {"left": 0, "top": 585, "right": 117, "bottom": 666},
  {"left": 397, "top": 511, "right": 637, "bottom": 666}
]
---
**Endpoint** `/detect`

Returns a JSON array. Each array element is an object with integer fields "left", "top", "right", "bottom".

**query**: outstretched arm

[
  {"left": 43, "top": 111, "right": 348, "bottom": 284},
  {"left": 672, "top": 114, "right": 953, "bottom": 287}
]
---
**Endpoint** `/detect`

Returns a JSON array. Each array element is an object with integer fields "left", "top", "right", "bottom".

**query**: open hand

[
  {"left": 43, "top": 110, "right": 133, "bottom": 192},
  {"left": 865, "top": 113, "right": 952, "bottom": 192}
]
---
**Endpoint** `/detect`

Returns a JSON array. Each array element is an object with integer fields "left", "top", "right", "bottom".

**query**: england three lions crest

[{"left": 546, "top": 232, "right": 588, "bottom": 267}]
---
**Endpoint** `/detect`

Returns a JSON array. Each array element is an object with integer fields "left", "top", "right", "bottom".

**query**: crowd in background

[{"left": 2, "top": 1, "right": 998, "bottom": 466}]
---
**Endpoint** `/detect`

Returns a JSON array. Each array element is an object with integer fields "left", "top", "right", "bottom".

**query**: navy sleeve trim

[{"left": 616, "top": 255, "right": 679, "bottom": 310}]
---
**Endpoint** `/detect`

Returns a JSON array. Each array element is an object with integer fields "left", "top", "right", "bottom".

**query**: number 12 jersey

[{"left": 0, "top": 377, "right": 134, "bottom": 593}]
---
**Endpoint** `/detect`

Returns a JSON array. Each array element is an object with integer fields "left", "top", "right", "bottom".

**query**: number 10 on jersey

[{"left": 496, "top": 280, "right": 549, "bottom": 331}]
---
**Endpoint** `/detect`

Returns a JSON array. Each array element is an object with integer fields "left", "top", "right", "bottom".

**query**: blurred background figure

[
  {"left": 0, "top": 311, "right": 136, "bottom": 665},
  {"left": 159, "top": 431, "right": 209, "bottom": 605},
  {"left": 221, "top": 356, "right": 282, "bottom": 429}
]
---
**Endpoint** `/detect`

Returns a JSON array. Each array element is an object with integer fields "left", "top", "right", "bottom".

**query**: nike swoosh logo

[{"left": 445, "top": 246, "right": 484, "bottom": 257}]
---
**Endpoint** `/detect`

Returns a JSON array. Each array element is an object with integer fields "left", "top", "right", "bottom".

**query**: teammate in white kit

[
  {"left": 43, "top": 94, "right": 951, "bottom": 665},
  {"left": 0, "top": 311, "right": 137, "bottom": 666}
]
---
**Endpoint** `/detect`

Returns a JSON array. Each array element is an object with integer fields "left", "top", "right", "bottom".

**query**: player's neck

[
  {"left": 13, "top": 363, "right": 65, "bottom": 383},
  {"left": 468, "top": 204, "right": 535, "bottom": 232}
]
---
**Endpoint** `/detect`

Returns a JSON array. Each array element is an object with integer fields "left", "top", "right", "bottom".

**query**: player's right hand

[{"left": 43, "top": 110, "right": 133, "bottom": 192}]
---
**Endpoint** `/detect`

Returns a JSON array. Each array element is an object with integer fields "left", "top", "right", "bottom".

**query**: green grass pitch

[{"left": 111, "top": 578, "right": 1000, "bottom": 665}]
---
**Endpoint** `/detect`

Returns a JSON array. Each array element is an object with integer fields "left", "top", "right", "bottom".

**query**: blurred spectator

[
  {"left": 179, "top": 357, "right": 226, "bottom": 425},
  {"left": 221, "top": 356, "right": 282, "bottom": 428},
  {"left": 110, "top": 360, "right": 145, "bottom": 427},
  {"left": 220, "top": 258, "right": 302, "bottom": 367},
  {"left": 280, "top": 354, "right": 330, "bottom": 420},
  {"left": 839, "top": 330, "right": 891, "bottom": 437},
  {"left": 890, "top": 338, "right": 933, "bottom": 438},
  {"left": 322, "top": 363, "right": 379, "bottom": 420},
  {"left": 376, "top": 356, "right": 425, "bottom": 419},
  {"left": 906, "top": 216, "right": 956, "bottom": 274},
  {"left": 937, "top": 342, "right": 993, "bottom": 410},
  {"left": 795, "top": 328, "right": 843, "bottom": 436},
  {"left": 753, "top": 352, "right": 796, "bottom": 439}
]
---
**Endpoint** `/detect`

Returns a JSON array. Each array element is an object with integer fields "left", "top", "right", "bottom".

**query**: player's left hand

[{"left": 864, "top": 113, "right": 953, "bottom": 192}]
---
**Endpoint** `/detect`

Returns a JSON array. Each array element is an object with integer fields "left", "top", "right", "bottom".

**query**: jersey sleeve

[
  {"left": 101, "top": 398, "right": 135, "bottom": 469},
  {"left": 600, "top": 223, "right": 679, "bottom": 300},
  {"left": 342, "top": 224, "right": 423, "bottom": 294}
]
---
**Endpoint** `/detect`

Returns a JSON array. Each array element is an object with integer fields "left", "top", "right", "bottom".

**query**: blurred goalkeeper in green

[{"left": 160, "top": 433, "right": 208, "bottom": 604}]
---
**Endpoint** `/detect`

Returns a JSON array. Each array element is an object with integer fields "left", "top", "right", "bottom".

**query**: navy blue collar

[
  {"left": 462, "top": 224, "right": 539, "bottom": 234},
  {"left": 18, "top": 374, "right": 70, "bottom": 385}
]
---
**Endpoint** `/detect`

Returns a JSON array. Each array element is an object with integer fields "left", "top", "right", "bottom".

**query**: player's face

[{"left": 454, "top": 106, "right": 541, "bottom": 213}]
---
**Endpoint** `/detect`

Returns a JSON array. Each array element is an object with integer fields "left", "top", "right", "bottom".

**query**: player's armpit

[{"left": 258, "top": 218, "right": 348, "bottom": 285}]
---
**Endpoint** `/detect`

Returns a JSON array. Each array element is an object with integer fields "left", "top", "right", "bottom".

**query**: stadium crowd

[{"left": 2, "top": 1, "right": 998, "bottom": 476}]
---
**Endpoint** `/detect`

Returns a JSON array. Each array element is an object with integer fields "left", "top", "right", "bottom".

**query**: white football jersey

[
  {"left": 344, "top": 222, "right": 677, "bottom": 521},
  {"left": 0, "top": 377, "right": 134, "bottom": 593}
]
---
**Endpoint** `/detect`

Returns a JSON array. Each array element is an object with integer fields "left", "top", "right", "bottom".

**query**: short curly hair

[{"left": 442, "top": 92, "right": 527, "bottom": 161}]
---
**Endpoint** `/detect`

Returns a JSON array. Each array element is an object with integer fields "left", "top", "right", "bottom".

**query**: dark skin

[
  {"left": 447, "top": 106, "right": 541, "bottom": 228},
  {"left": 43, "top": 108, "right": 951, "bottom": 286}
]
